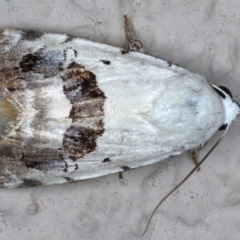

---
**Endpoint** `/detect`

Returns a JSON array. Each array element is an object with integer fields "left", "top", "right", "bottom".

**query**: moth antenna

[
  {"left": 123, "top": 15, "right": 134, "bottom": 44},
  {"left": 123, "top": 15, "right": 143, "bottom": 52},
  {"left": 142, "top": 131, "right": 227, "bottom": 236}
]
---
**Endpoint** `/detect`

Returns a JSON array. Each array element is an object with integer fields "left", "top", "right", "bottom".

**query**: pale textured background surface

[{"left": 1, "top": 0, "right": 240, "bottom": 239}]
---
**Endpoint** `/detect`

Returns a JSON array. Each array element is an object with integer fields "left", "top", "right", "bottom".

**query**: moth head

[{"left": 212, "top": 85, "right": 240, "bottom": 132}]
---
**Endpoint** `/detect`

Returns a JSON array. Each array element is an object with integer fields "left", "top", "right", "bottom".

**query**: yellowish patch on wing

[{"left": 0, "top": 99, "right": 18, "bottom": 121}]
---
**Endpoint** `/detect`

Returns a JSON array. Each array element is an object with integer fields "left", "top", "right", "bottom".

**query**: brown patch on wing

[
  {"left": 19, "top": 48, "right": 64, "bottom": 77},
  {"left": 62, "top": 66, "right": 106, "bottom": 159},
  {"left": 5, "top": 143, "right": 66, "bottom": 168},
  {"left": 19, "top": 179, "right": 43, "bottom": 188},
  {"left": 0, "top": 30, "right": 106, "bottom": 167},
  {"left": 20, "top": 149, "right": 64, "bottom": 163},
  {"left": 21, "top": 30, "right": 44, "bottom": 41},
  {"left": 63, "top": 126, "right": 104, "bottom": 159}
]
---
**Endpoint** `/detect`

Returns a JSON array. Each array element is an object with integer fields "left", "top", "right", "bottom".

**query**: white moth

[{"left": 0, "top": 27, "right": 239, "bottom": 189}]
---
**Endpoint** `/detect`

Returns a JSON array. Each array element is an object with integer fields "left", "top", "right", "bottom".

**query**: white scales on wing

[{"left": 0, "top": 29, "right": 238, "bottom": 188}]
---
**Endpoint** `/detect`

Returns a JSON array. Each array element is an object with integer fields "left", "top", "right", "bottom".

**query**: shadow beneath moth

[{"left": 0, "top": 27, "right": 238, "bottom": 191}]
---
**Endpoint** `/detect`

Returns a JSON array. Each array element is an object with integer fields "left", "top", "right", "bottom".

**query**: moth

[{"left": 0, "top": 28, "right": 239, "bottom": 189}]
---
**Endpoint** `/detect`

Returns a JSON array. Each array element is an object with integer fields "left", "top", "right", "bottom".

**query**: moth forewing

[{"left": 0, "top": 28, "right": 239, "bottom": 189}]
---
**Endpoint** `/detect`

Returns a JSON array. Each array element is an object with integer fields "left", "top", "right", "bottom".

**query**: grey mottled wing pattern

[{"left": 0, "top": 29, "right": 109, "bottom": 187}]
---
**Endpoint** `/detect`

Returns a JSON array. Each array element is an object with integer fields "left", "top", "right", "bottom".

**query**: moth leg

[
  {"left": 190, "top": 149, "right": 201, "bottom": 171},
  {"left": 118, "top": 172, "right": 123, "bottom": 179},
  {"left": 123, "top": 15, "right": 143, "bottom": 52}
]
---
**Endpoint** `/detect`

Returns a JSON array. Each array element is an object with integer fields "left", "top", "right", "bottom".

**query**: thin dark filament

[{"left": 142, "top": 134, "right": 225, "bottom": 236}]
